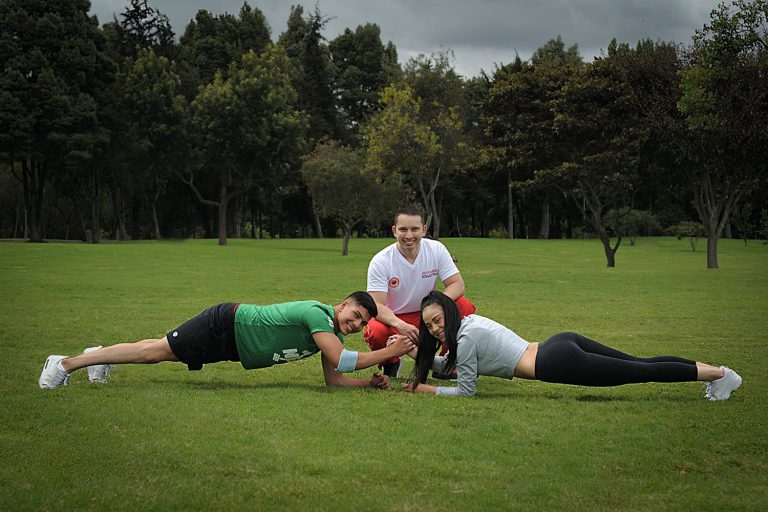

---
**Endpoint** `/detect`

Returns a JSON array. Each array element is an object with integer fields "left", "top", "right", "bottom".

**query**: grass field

[{"left": 1, "top": 237, "right": 766, "bottom": 511}]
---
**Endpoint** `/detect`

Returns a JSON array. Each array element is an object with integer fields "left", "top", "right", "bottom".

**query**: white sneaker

[
  {"left": 84, "top": 346, "right": 112, "bottom": 383},
  {"left": 39, "top": 355, "right": 70, "bottom": 389},
  {"left": 708, "top": 366, "right": 742, "bottom": 401}
]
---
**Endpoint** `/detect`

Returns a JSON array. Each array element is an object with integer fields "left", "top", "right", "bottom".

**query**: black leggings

[{"left": 535, "top": 332, "right": 698, "bottom": 386}]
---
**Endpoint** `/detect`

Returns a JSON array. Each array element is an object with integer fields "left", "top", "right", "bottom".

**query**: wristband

[{"left": 336, "top": 349, "right": 359, "bottom": 373}]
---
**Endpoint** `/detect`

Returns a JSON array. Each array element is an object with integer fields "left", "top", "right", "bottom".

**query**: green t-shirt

[{"left": 234, "top": 301, "right": 344, "bottom": 370}]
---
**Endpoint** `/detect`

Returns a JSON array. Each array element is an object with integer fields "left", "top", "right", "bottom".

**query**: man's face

[
  {"left": 392, "top": 214, "right": 427, "bottom": 250},
  {"left": 337, "top": 300, "right": 372, "bottom": 335}
]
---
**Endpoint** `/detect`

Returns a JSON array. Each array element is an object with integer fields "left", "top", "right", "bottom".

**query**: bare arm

[
  {"left": 321, "top": 354, "right": 390, "bottom": 389},
  {"left": 313, "top": 331, "right": 414, "bottom": 370},
  {"left": 441, "top": 273, "right": 465, "bottom": 301},
  {"left": 369, "top": 291, "right": 419, "bottom": 342},
  {"left": 402, "top": 382, "right": 437, "bottom": 394},
  {"left": 388, "top": 334, "right": 418, "bottom": 359}
]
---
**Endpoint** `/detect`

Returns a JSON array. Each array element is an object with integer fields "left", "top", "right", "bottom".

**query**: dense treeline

[{"left": 1, "top": 0, "right": 766, "bottom": 267}]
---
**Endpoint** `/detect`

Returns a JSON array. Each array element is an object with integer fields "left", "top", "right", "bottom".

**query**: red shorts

[{"left": 364, "top": 296, "right": 476, "bottom": 365}]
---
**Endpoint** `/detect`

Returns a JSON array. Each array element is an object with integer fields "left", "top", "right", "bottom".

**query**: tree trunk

[
  {"left": 538, "top": 193, "right": 550, "bottom": 239},
  {"left": 151, "top": 196, "right": 161, "bottom": 240},
  {"left": 691, "top": 173, "right": 739, "bottom": 270},
  {"left": 217, "top": 173, "right": 230, "bottom": 246},
  {"left": 706, "top": 233, "right": 719, "bottom": 269},
  {"left": 599, "top": 230, "right": 621, "bottom": 268},
  {"left": 427, "top": 189, "right": 440, "bottom": 239},
  {"left": 14, "top": 198, "right": 23, "bottom": 238},
  {"left": 507, "top": 175, "right": 514, "bottom": 239},
  {"left": 111, "top": 185, "right": 128, "bottom": 241},
  {"left": 234, "top": 196, "right": 243, "bottom": 239},
  {"left": 91, "top": 166, "right": 101, "bottom": 243},
  {"left": 311, "top": 199, "right": 323, "bottom": 238},
  {"left": 20, "top": 159, "right": 46, "bottom": 242},
  {"left": 341, "top": 224, "right": 352, "bottom": 256}
]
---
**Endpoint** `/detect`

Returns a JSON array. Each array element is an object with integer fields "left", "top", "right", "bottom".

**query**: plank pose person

[
  {"left": 364, "top": 206, "right": 476, "bottom": 378},
  {"left": 39, "top": 292, "right": 415, "bottom": 390},
  {"left": 395, "top": 291, "right": 742, "bottom": 399}
]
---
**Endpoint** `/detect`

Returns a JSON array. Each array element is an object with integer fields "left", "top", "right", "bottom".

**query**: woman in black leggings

[{"left": 398, "top": 291, "right": 742, "bottom": 400}]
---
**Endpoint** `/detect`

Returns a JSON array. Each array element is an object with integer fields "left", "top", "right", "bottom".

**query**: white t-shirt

[{"left": 367, "top": 238, "right": 460, "bottom": 314}]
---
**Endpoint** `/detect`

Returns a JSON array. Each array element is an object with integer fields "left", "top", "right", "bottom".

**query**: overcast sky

[{"left": 88, "top": 0, "right": 722, "bottom": 77}]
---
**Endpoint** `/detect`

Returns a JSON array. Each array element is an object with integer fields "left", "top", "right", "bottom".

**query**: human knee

[
  {"left": 137, "top": 339, "right": 172, "bottom": 363},
  {"left": 364, "top": 321, "right": 394, "bottom": 350}
]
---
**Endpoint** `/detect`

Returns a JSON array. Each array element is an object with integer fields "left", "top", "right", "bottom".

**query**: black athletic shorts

[{"left": 166, "top": 303, "right": 240, "bottom": 371}]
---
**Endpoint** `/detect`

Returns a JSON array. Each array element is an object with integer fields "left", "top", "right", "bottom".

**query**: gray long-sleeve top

[{"left": 433, "top": 314, "right": 530, "bottom": 396}]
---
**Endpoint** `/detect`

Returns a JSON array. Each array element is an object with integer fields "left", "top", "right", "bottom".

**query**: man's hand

[
  {"left": 387, "top": 336, "right": 415, "bottom": 357},
  {"left": 387, "top": 334, "right": 418, "bottom": 359},
  {"left": 370, "top": 373, "right": 390, "bottom": 389},
  {"left": 396, "top": 320, "right": 419, "bottom": 342}
]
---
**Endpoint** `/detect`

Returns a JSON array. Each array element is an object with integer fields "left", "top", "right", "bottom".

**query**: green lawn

[{"left": 1, "top": 237, "right": 766, "bottom": 511}]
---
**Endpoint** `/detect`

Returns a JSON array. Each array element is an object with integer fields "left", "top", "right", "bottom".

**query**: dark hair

[
  {"left": 394, "top": 206, "right": 424, "bottom": 226},
  {"left": 409, "top": 291, "right": 461, "bottom": 385},
  {"left": 345, "top": 291, "right": 378, "bottom": 319}
]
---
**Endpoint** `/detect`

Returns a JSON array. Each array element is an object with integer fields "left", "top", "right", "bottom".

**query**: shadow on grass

[
  {"left": 478, "top": 391, "right": 697, "bottom": 403},
  {"left": 141, "top": 377, "right": 323, "bottom": 392}
]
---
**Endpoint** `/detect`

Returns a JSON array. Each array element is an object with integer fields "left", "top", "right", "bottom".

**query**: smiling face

[
  {"left": 392, "top": 214, "right": 427, "bottom": 252},
  {"left": 336, "top": 300, "right": 372, "bottom": 335},
  {"left": 421, "top": 303, "right": 446, "bottom": 343}
]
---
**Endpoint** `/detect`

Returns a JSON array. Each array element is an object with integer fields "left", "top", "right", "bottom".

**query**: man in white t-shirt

[{"left": 365, "top": 206, "right": 476, "bottom": 377}]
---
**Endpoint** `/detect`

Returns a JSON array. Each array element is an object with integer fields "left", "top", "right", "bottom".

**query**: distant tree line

[{"left": 1, "top": 0, "right": 766, "bottom": 267}]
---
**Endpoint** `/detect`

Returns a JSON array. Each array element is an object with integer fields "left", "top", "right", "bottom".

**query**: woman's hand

[{"left": 401, "top": 382, "right": 437, "bottom": 394}]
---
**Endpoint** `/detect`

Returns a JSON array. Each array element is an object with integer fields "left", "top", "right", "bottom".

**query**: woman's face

[{"left": 422, "top": 303, "right": 446, "bottom": 343}]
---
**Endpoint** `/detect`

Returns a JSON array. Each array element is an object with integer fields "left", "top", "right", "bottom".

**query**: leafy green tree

[
  {"left": 329, "top": 23, "right": 399, "bottom": 140},
  {"left": 678, "top": 0, "right": 768, "bottom": 268},
  {"left": 398, "top": 52, "right": 469, "bottom": 237},
  {"left": 484, "top": 38, "right": 583, "bottom": 241},
  {"left": 0, "top": 0, "right": 113, "bottom": 242},
  {"left": 730, "top": 202, "right": 753, "bottom": 244},
  {"left": 604, "top": 209, "right": 662, "bottom": 246},
  {"left": 184, "top": 45, "right": 306, "bottom": 245},
  {"left": 301, "top": 140, "right": 397, "bottom": 255},
  {"left": 365, "top": 83, "right": 466, "bottom": 238},
  {"left": 278, "top": 5, "right": 338, "bottom": 143},
  {"left": 118, "top": 47, "right": 187, "bottom": 240},
  {"left": 179, "top": 2, "right": 271, "bottom": 92},
  {"left": 106, "top": 0, "right": 176, "bottom": 62},
  {"left": 758, "top": 209, "right": 768, "bottom": 243},
  {"left": 532, "top": 35, "right": 583, "bottom": 68},
  {"left": 670, "top": 220, "right": 705, "bottom": 252},
  {"left": 485, "top": 61, "right": 575, "bottom": 240}
]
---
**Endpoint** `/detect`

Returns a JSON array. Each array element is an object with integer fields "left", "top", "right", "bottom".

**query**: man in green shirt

[{"left": 39, "top": 292, "right": 415, "bottom": 390}]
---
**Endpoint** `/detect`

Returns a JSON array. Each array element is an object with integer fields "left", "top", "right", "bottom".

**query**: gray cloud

[{"left": 88, "top": 0, "right": 721, "bottom": 77}]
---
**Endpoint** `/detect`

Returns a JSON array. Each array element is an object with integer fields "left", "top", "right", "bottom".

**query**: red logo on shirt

[{"left": 389, "top": 277, "right": 400, "bottom": 288}]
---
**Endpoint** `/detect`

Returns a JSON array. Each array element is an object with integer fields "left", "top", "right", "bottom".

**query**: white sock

[{"left": 56, "top": 360, "right": 69, "bottom": 373}]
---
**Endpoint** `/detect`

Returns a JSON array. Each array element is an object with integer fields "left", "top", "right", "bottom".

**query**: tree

[
  {"left": 184, "top": 45, "right": 306, "bottom": 245},
  {"left": 678, "top": 0, "right": 768, "bottom": 268},
  {"left": 604, "top": 209, "right": 662, "bottom": 246},
  {"left": 179, "top": 2, "right": 271, "bottom": 92},
  {"left": 301, "top": 140, "right": 397, "bottom": 255},
  {"left": 329, "top": 23, "right": 399, "bottom": 140},
  {"left": 278, "top": 5, "right": 338, "bottom": 143},
  {"left": 532, "top": 35, "right": 583, "bottom": 68},
  {"left": 670, "top": 220, "right": 705, "bottom": 252},
  {"left": 0, "top": 0, "right": 113, "bottom": 242},
  {"left": 365, "top": 83, "right": 466, "bottom": 238},
  {"left": 118, "top": 47, "right": 187, "bottom": 240},
  {"left": 108, "top": 0, "right": 176, "bottom": 62}
]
